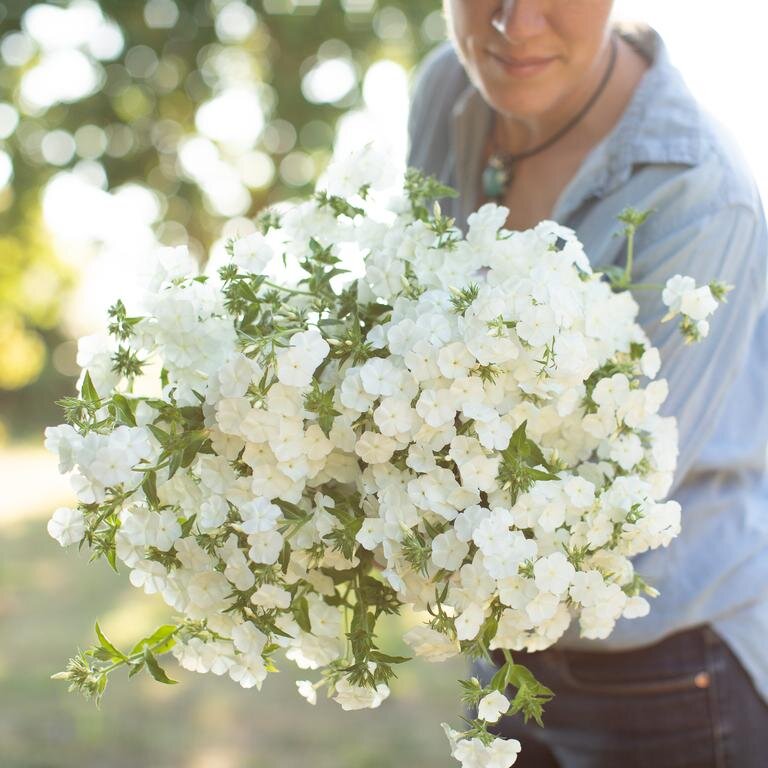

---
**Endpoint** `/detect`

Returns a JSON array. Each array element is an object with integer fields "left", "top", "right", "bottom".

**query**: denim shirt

[{"left": 407, "top": 25, "right": 768, "bottom": 700}]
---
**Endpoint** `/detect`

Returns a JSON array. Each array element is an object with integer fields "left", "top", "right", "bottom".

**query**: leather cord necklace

[{"left": 482, "top": 34, "right": 619, "bottom": 202}]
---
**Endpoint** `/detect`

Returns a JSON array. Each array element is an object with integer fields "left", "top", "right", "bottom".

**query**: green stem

[
  {"left": 100, "top": 627, "right": 182, "bottom": 676},
  {"left": 627, "top": 282, "right": 663, "bottom": 290},
  {"left": 262, "top": 279, "right": 315, "bottom": 297},
  {"left": 501, "top": 648, "right": 514, "bottom": 667},
  {"left": 342, "top": 582, "right": 353, "bottom": 660},
  {"left": 623, "top": 225, "right": 635, "bottom": 286}
]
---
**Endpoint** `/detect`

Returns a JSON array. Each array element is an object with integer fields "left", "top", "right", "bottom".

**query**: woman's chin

[{"left": 477, "top": 82, "right": 562, "bottom": 121}]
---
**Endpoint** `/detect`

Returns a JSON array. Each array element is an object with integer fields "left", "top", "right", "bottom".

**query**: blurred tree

[{"left": 0, "top": 0, "right": 444, "bottom": 436}]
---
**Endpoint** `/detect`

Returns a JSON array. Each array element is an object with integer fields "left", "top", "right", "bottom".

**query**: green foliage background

[
  {"left": 0, "top": 0, "right": 444, "bottom": 438},
  {"left": 0, "top": 4, "right": 463, "bottom": 767}
]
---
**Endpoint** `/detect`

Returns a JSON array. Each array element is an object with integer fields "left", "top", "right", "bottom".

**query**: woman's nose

[{"left": 492, "top": 0, "right": 549, "bottom": 42}]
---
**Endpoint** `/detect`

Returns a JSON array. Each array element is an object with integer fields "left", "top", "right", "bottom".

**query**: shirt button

[{"left": 694, "top": 672, "right": 711, "bottom": 689}]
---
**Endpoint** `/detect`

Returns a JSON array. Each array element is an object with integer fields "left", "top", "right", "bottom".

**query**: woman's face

[{"left": 444, "top": 0, "right": 615, "bottom": 120}]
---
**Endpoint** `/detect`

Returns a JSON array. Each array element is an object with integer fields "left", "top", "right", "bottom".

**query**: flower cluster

[
  {"left": 46, "top": 150, "right": 725, "bottom": 768},
  {"left": 662, "top": 274, "right": 732, "bottom": 343}
]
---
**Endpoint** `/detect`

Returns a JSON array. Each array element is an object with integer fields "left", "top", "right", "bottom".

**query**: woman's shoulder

[
  {"left": 407, "top": 42, "right": 470, "bottom": 170},
  {"left": 594, "top": 32, "right": 764, "bottom": 231},
  {"left": 631, "top": 111, "right": 765, "bottom": 238},
  {"left": 697, "top": 113, "right": 764, "bottom": 214},
  {"left": 409, "top": 41, "right": 468, "bottom": 99}
]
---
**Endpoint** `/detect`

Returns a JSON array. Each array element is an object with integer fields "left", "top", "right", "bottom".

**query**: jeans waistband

[{"left": 491, "top": 624, "right": 721, "bottom": 682}]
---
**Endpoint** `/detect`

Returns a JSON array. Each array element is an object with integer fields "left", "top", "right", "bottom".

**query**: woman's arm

[{"left": 628, "top": 201, "right": 767, "bottom": 493}]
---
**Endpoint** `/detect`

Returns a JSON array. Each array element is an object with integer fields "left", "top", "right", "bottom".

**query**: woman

[{"left": 408, "top": 2, "right": 768, "bottom": 766}]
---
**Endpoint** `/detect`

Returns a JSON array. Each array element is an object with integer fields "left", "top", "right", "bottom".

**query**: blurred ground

[{"left": 0, "top": 446, "right": 464, "bottom": 768}]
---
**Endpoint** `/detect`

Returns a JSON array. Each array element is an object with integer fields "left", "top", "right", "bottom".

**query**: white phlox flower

[{"left": 46, "top": 161, "right": 721, "bottom": 767}]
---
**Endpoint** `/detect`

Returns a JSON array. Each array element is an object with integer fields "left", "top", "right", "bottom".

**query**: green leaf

[
  {"left": 617, "top": 206, "right": 653, "bottom": 228},
  {"left": 603, "top": 264, "right": 626, "bottom": 288},
  {"left": 142, "top": 471, "right": 159, "bottom": 508},
  {"left": 294, "top": 596, "right": 311, "bottom": 633},
  {"left": 320, "top": 565, "right": 357, "bottom": 585},
  {"left": 95, "top": 622, "right": 127, "bottom": 662},
  {"left": 278, "top": 539, "right": 291, "bottom": 574},
  {"left": 128, "top": 659, "right": 145, "bottom": 678},
  {"left": 179, "top": 406, "right": 205, "bottom": 427},
  {"left": 368, "top": 651, "right": 411, "bottom": 665},
  {"left": 167, "top": 450, "right": 183, "bottom": 480},
  {"left": 105, "top": 545, "right": 119, "bottom": 574},
  {"left": 510, "top": 420, "right": 528, "bottom": 452},
  {"left": 143, "top": 648, "right": 178, "bottom": 685},
  {"left": 303, "top": 380, "right": 341, "bottom": 438},
  {"left": 147, "top": 424, "right": 170, "bottom": 446},
  {"left": 526, "top": 468, "right": 561, "bottom": 482},
  {"left": 111, "top": 394, "right": 137, "bottom": 426},
  {"left": 181, "top": 432, "right": 210, "bottom": 468},
  {"left": 81, "top": 371, "right": 100, "bottom": 404},
  {"left": 504, "top": 421, "right": 550, "bottom": 471},
  {"left": 490, "top": 663, "right": 511, "bottom": 692},
  {"left": 130, "top": 625, "right": 178, "bottom": 656},
  {"left": 180, "top": 514, "right": 197, "bottom": 537}
]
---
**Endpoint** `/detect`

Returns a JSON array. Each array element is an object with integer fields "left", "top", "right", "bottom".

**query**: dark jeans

[{"left": 486, "top": 626, "right": 768, "bottom": 767}]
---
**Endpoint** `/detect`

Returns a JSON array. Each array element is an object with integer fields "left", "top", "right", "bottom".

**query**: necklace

[{"left": 482, "top": 34, "right": 619, "bottom": 202}]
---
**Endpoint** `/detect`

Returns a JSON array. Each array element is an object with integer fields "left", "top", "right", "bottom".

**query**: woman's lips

[{"left": 487, "top": 49, "right": 558, "bottom": 78}]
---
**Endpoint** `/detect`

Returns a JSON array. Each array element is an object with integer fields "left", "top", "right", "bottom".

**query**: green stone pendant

[{"left": 482, "top": 156, "right": 512, "bottom": 201}]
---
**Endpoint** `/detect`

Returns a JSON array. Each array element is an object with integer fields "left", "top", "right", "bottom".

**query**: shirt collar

[{"left": 450, "top": 23, "right": 704, "bottom": 225}]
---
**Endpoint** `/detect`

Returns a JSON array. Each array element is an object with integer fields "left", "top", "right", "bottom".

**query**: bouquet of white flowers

[{"left": 46, "top": 146, "right": 728, "bottom": 767}]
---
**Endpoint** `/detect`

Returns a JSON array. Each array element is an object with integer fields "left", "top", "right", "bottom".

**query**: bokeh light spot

[
  {"left": 300, "top": 119, "right": 334, "bottom": 150},
  {"left": 373, "top": 6, "right": 408, "bottom": 40},
  {"left": 112, "top": 183, "right": 163, "bottom": 224},
  {"left": 0, "top": 32, "right": 37, "bottom": 67},
  {"left": 262, "top": 0, "right": 294, "bottom": 13},
  {"left": 86, "top": 19, "right": 125, "bottom": 61},
  {"left": 151, "top": 56, "right": 185, "bottom": 92},
  {"left": 72, "top": 160, "right": 108, "bottom": 189},
  {"left": 318, "top": 38, "right": 352, "bottom": 59},
  {"left": 144, "top": 0, "right": 180, "bottom": 29},
  {"left": 363, "top": 59, "right": 408, "bottom": 113},
  {"left": 156, "top": 219, "right": 189, "bottom": 246},
  {"left": 20, "top": 50, "right": 103, "bottom": 111},
  {"left": 279, "top": 151, "right": 315, "bottom": 187},
  {"left": 195, "top": 86, "right": 265, "bottom": 149},
  {"left": 74, "top": 125, "right": 108, "bottom": 160},
  {"left": 125, "top": 45, "right": 160, "bottom": 79},
  {"left": 421, "top": 10, "right": 447, "bottom": 43},
  {"left": 215, "top": 2, "right": 259, "bottom": 43},
  {"left": 261, "top": 119, "right": 297, "bottom": 155},
  {"left": 301, "top": 57, "right": 357, "bottom": 104},
  {"left": 202, "top": 166, "right": 250, "bottom": 216},
  {"left": 179, "top": 136, "right": 220, "bottom": 180},
  {"left": 104, "top": 124, "right": 135, "bottom": 158},
  {"left": 41, "top": 131, "right": 76, "bottom": 167},
  {"left": 0, "top": 150, "right": 13, "bottom": 188},
  {"left": 150, "top": 119, "right": 183, "bottom": 154},
  {"left": 341, "top": 0, "right": 376, "bottom": 14},
  {"left": 239, "top": 150, "right": 275, "bottom": 189},
  {"left": 112, "top": 84, "right": 155, "bottom": 121},
  {"left": 0, "top": 103, "right": 20, "bottom": 140},
  {"left": 52, "top": 339, "right": 80, "bottom": 377},
  {"left": 23, "top": 2, "right": 102, "bottom": 51},
  {"left": 0, "top": 316, "right": 45, "bottom": 390}
]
